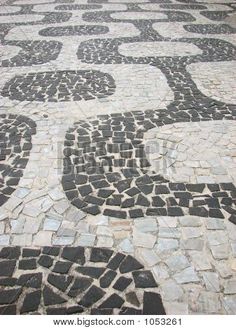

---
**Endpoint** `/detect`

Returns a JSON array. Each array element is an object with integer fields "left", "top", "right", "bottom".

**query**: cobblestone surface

[{"left": 0, "top": 0, "right": 236, "bottom": 315}]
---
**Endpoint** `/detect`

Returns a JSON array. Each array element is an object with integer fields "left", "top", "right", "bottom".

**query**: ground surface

[{"left": 0, "top": 0, "right": 236, "bottom": 315}]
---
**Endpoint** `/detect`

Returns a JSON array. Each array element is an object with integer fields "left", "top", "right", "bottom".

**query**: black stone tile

[
  {"left": 0, "top": 260, "right": 16, "bottom": 277},
  {"left": 146, "top": 208, "right": 167, "bottom": 216},
  {"left": 22, "top": 248, "right": 40, "bottom": 258},
  {"left": 132, "top": 270, "right": 157, "bottom": 288},
  {"left": 21, "top": 290, "right": 41, "bottom": 313},
  {"left": 92, "top": 180, "right": 110, "bottom": 189},
  {"left": 0, "top": 288, "right": 22, "bottom": 305},
  {"left": 103, "top": 209, "right": 127, "bottom": 219},
  {"left": 189, "top": 207, "right": 208, "bottom": 217},
  {"left": 90, "top": 248, "right": 113, "bottom": 263},
  {"left": 220, "top": 183, "right": 235, "bottom": 191},
  {"left": 125, "top": 187, "right": 140, "bottom": 197},
  {"left": 152, "top": 196, "right": 165, "bottom": 207},
  {"left": 78, "top": 184, "right": 92, "bottom": 196},
  {"left": 42, "top": 247, "right": 60, "bottom": 256},
  {"left": 82, "top": 205, "right": 101, "bottom": 215},
  {"left": 169, "top": 183, "right": 186, "bottom": 191},
  {"left": 0, "top": 278, "right": 17, "bottom": 286},
  {"left": 0, "top": 247, "right": 20, "bottom": 259},
  {"left": 76, "top": 266, "right": 106, "bottom": 279},
  {"left": 155, "top": 185, "right": 170, "bottom": 194},
  {"left": 229, "top": 215, "right": 236, "bottom": 225},
  {"left": 67, "top": 306, "right": 84, "bottom": 314},
  {"left": 209, "top": 209, "right": 224, "bottom": 218},
  {"left": 207, "top": 184, "right": 220, "bottom": 192},
  {"left": 48, "top": 274, "right": 73, "bottom": 292},
  {"left": 53, "top": 261, "right": 72, "bottom": 274},
  {"left": 97, "top": 189, "right": 115, "bottom": 198},
  {"left": 99, "top": 293, "right": 124, "bottom": 309},
  {"left": 136, "top": 193, "right": 150, "bottom": 207},
  {"left": 61, "top": 246, "right": 85, "bottom": 264},
  {"left": 79, "top": 285, "right": 105, "bottom": 307},
  {"left": 119, "top": 255, "right": 144, "bottom": 274},
  {"left": 121, "top": 198, "right": 135, "bottom": 208},
  {"left": 43, "top": 286, "right": 66, "bottom": 306},
  {"left": 113, "top": 276, "right": 132, "bottom": 291},
  {"left": 38, "top": 255, "right": 53, "bottom": 268},
  {"left": 126, "top": 292, "right": 140, "bottom": 307},
  {"left": 119, "top": 307, "right": 142, "bottom": 315},
  {"left": 167, "top": 207, "right": 184, "bottom": 216},
  {"left": 84, "top": 195, "right": 104, "bottom": 206},
  {"left": 114, "top": 179, "right": 132, "bottom": 193},
  {"left": 19, "top": 259, "right": 36, "bottom": 270},
  {"left": 143, "top": 292, "right": 166, "bottom": 315},
  {"left": 0, "top": 304, "right": 17, "bottom": 315},
  {"left": 17, "top": 273, "right": 42, "bottom": 288},
  {"left": 47, "top": 307, "right": 67, "bottom": 315},
  {"left": 107, "top": 253, "right": 125, "bottom": 270},
  {"left": 129, "top": 209, "right": 144, "bottom": 218},
  {"left": 68, "top": 277, "right": 92, "bottom": 297},
  {"left": 100, "top": 270, "right": 117, "bottom": 288},
  {"left": 186, "top": 184, "right": 205, "bottom": 193},
  {"left": 138, "top": 184, "right": 153, "bottom": 195}
]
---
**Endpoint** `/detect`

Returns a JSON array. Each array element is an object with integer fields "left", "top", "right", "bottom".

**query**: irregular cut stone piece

[
  {"left": 132, "top": 270, "right": 157, "bottom": 288},
  {"left": 143, "top": 292, "right": 166, "bottom": 315},
  {"left": 119, "top": 255, "right": 144, "bottom": 273},
  {"left": 43, "top": 286, "right": 66, "bottom": 306},
  {"left": 21, "top": 290, "right": 41, "bottom": 313},
  {"left": 79, "top": 285, "right": 105, "bottom": 307},
  {"left": 99, "top": 293, "right": 124, "bottom": 309}
]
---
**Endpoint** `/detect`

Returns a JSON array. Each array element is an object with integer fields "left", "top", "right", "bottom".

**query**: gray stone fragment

[
  {"left": 158, "top": 227, "right": 181, "bottom": 239},
  {"left": 52, "top": 236, "right": 74, "bottom": 245},
  {"left": 202, "top": 272, "right": 220, "bottom": 292},
  {"left": 197, "top": 292, "right": 221, "bottom": 314},
  {"left": 222, "top": 296, "right": 236, "bottom": 314},
  {"left": 23, "top": 218, "right": 41, "bottom": 234},
  {"left": 153, "top": 263, "right": 169, "bottom": 282},
  {"left": 188, "top": 251, "right": 212, "bottom": 271},
  {"left": 165, "top": 302, "right": 188, "bottom": 315},
  {"left": 207, "top": 231, "right": 228, "bottom": 246},
  {"left": 160, "top": 279, "right": 184, "bottom": 301},
  {"left": 76, "top": 234, "right": 96, "bottom": 247},
  {"left": 174, "top": 267, "right": 199, "bottom": 284},
  {"left": 133, "top": 229, "right": 156, "bottom": 248},
  {"left": 206, "top": 218, "right": 225, "bottom": 230},
  {"left": 138, "top": 248, "right": 160, "bottom": 266},
  {"left": 134, "top": 218, "right": 158, "bottom": 232},
  {"left": 166, "top": 253, "right": 190, "bottom": 272},
  {"left": 224, "top": 279, "right": 236, "bottom": 294},
  {"left": 179, "top": 216, "right": 202, "bottom": 227},
  {"left": 155, "top": 238, "right": 179, "bottom": 256},
  {"left": 118, "top": 239, "right": 134, "bottom": 253},
  {"left": 0, "top": 235, "right": 10, "bottom": 245},
  {"left": 14, "top": 187, "right": 30, "bottom": 199},
  {"left": 181, "top": 238, "right": 204, "bottom": 251},
  {"left": 43, "top": 215, "right": 61, "bottom": 231},
  {"left": 210, "top": 244, "right": 229, "bottom": 260},
  {"left": 11, "top": 218, "right": 25, "bottom": 234}
]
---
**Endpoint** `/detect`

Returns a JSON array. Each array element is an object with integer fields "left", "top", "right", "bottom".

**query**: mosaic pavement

[{"left": 0, "top": 0, "right": 236, "bottom": 315}]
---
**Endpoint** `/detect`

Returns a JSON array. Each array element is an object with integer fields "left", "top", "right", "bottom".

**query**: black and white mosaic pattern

[
  {"left": 183, "top": 24, "right": 236, "bottom": 34},
  {"left": 1, "top": 40, "right": 62, "bottom": 67},
  {"left": 0, "top": 114, "right": 36, "bottom": 207},
  {"left": 62, "top": 109, "right": 236, "bottom": 221},
  {"left": 0, "top": 246, "right": 165, "bottom": 315},
  {"left": 1, "top": 70, "right": 116, "bottom": 102},
  {"left": 39, "top": 25, "right": 109, "bottom": 37}
]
